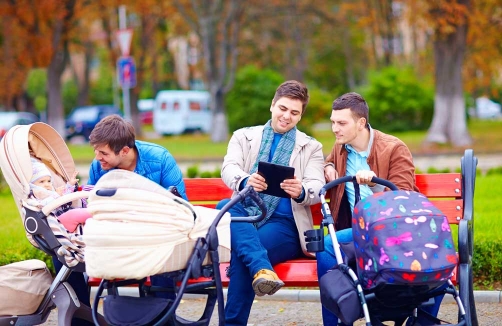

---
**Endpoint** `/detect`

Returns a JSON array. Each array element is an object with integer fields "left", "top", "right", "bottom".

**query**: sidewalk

[{"left": 94, "top": 287, "right": 502, "bottom": 304}]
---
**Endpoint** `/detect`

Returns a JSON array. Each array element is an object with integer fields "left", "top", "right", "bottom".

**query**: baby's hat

[{"left": 30, "top": 157, "right": 51, "bottom": 183}]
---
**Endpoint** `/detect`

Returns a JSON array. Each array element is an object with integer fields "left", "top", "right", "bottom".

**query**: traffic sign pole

[{"left": 118, "top": 5, "right": 131, "bottom": 121}]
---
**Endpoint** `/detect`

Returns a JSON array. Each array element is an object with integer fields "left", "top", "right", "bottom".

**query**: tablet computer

[{"left": 257, "top": 161, "right": 295, "bottom": 198}]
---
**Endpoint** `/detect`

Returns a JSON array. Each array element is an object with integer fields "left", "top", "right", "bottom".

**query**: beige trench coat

[{"left": 221, "top": 125, "right": 325, "bottom": 257}]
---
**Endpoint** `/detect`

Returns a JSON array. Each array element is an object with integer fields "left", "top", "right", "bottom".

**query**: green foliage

[
  {"left": 472, "top": 240, "right": 502, "bottom": 287},
  {"left": 186, "top": 165, "right": 199, "bottom": 178},
  {"left": 212, "top": 167, "right": 221, "bottom": 178},
  {"left": 225, "top": 65, "right": 284, "bottom": 132},
  {"left": 358, "top": 66, "right": 434, "bottom": 132},
  {"left": 25, "top": 69, "right": 47, "bottom": 112},
  {"left": 90, "top": 48, "right": 115, "bottom": 105},
  {"left": 199, "top": 171, "right": 212, "bottom": 178},
  {"left": 426, "top": 167, "right": 451, "bottom": 173},
  {"left": 298, "top": 87, "right": 333, "bottom": 135},
  {"left": 62, "top": 79, "right": 79, "bottom": 114},
  {"left": 486, "top": 166, "right": 502, "bottom": 175}
]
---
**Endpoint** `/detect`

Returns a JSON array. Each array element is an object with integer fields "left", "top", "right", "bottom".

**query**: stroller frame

[
  {"left": 308, "top": 175, "right": 474, "bottom": 326},
  {"left": 91, "top": 185, "right": 267, "bottom": 326},
  {"left": 0, "top": 122, "right": 106, "bottom": 326}
]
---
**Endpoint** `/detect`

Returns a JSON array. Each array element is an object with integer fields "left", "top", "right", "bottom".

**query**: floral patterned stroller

[
  {"left": 307, "top": 175, "right": 477, "bottom": 326},
  {"left": 0, "top": 122, "right": 105, "bottom": 325}
]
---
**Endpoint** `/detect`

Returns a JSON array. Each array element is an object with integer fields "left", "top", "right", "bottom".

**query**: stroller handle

[
  {"left": 319, "top": 175, "right": 398, "bottom": 196},
  {"left": 225, "top": 185, "right": 267, "bottom": 223}
]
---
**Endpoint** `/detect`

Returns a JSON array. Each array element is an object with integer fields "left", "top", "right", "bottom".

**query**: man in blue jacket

[{"left": 57, "top": 115, "right": 186, "bottom": 325}]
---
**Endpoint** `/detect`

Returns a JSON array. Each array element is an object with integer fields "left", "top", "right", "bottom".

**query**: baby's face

[{"left": 34, "top": 176, "right": 53, "bottom": 191}]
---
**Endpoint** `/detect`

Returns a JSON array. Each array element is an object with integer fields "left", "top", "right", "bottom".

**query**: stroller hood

[{"left": 0, "top": 122, "right": 76, "bottom": 218}]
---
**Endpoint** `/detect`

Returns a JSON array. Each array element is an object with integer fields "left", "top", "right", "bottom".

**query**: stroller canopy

[{"left": 0, "top": 122, "right": 76, "bottom": 217}]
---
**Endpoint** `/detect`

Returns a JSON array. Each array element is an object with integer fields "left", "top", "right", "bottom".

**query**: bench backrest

[{"left": 184, "top": 173, "right": 464, "bottom": 226}]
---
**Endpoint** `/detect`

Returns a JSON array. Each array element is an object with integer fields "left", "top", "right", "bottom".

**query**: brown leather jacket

[{"left": 325, "top": 129, "right": 418, "bottom": 230}]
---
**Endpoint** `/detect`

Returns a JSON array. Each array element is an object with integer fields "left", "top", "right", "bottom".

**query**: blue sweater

[{"left": 87, "top": 140, "right": 187, "bottom": 200}]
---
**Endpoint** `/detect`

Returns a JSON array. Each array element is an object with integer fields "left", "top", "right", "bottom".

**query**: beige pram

[
  {"left": 0, "top": 122, "right": 104, "bottom": 325},
  {"left": 85, "top": 169, "right": 266, "bottom": 326}
]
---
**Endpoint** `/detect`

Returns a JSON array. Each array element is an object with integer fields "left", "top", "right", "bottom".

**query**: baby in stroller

[{"left": 27, "top": 157, "right": 92, "bottom": 232}]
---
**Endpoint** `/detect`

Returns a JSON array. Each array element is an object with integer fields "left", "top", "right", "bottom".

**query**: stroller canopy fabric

[{"left": 84, "top": 170, "right": 231, "bottom": 280}]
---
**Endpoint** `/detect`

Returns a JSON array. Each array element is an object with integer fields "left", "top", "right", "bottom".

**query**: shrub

[
  {"left": 486, "top": 166, "right": 502, "bottom": 176},
  {"left": 358, "top": 66, "right": 434, "bottom": 132},
  {"left": 199, "top": 171, "right": 212, "bottom": 178},
  {"left": 472, "top": 240, "right": 502, "bottom": 288},
  {"left": 186, "top": 165, "right": 199, "bottom": 178},
  {"left": 427, "top": 167, "right": 451, "bottom": 174},
  {"left": 297, "top": 87, "right": 333, "bottom": 135},
  {"left": 212, "top": 167, "right": 221, "bottom": 178},
  {"left": 225, "top": 65, "right": 284, "bottom": 132}
]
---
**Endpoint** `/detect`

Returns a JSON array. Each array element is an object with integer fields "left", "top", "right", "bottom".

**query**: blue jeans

[
  {"left": 316, "top": 229, "right": 444, "bottom": 325},
  {"left": 217, "top": 199, "right": 303, "bottom": 326}
]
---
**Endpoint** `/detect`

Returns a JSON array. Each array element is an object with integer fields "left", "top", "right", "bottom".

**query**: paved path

[{"left": 44, "top": 300, "right": 502, "bottom": 325}]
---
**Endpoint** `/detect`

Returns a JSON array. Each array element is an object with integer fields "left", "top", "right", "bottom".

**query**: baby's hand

[
  {"left": 56, "top": 186, "right": 65, "bottom": 196},
  {"left": 69, "top": 171, "right": 79, "bottom": 185}
]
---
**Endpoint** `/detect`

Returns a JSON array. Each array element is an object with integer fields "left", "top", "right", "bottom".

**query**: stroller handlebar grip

[
  {"left": 320, "top": 175, "right": 398, "bottom": 196},
  {"left": 229, "top": 186, "right": 267, "bottom": 223}
]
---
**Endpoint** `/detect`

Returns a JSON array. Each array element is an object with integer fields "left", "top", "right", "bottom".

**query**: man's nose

[{"left": 94, "top": 151, "right": 101, "bottom": 160}]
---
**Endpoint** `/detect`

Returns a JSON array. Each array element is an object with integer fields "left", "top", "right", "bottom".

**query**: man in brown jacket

[{"left": 316, "top": 92, "right": 441, "bottom": 325}]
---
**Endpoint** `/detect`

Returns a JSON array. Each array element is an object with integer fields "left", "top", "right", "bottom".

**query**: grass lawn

[{"left": 67, "top": 119, "right": 502, "bottom": 164}]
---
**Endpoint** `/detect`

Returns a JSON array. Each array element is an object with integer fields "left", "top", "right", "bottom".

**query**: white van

[{"left": 153, "top": 90, "right": 212, "bottom": 135}]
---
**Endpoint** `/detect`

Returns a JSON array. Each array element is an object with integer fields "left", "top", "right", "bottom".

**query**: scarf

[{"left": 244, "top": 120, "right": 296, "bottom": 228}]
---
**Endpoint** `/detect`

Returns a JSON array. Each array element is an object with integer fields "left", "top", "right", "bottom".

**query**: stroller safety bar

[{"left": 41, "top": 190, "right": 91, "bottom": 216}]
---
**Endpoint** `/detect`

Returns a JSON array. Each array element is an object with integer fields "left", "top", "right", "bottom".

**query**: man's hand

[
  {"left": 247, "top": 172, "right": 268, "bottom": 192},
  {"left": 355, "top": 170, "right": 377, "bottom": 186},
  {"left": 281, "top": 176, "right": 303, "bottom": 199},
  {"left": 324, "top": 164, "right": 338, "bottom": 182}
]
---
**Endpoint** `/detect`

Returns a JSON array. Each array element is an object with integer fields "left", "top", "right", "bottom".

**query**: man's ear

[{"left": 120, "top": 146, "right": 130, "bottom": 156}]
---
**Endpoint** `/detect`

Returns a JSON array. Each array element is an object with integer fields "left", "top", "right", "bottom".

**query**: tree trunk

[
  {"left": 210, "top": 89, "right": 229, "bottom": 143},
  {"left": 425, "top": 2, "right": 472, "bottom": 147},
  {"left": 46, "top": 20, "right": 68, "bottom": 136},
  {"left": 76, "top": 41, "right": 93, "bottom": 107}
]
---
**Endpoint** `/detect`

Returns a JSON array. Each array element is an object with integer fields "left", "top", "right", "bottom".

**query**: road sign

[
  {"left": 116, "top": 28, "right": 133, "bottom": 57},
  {"left": 116, "top": 56, "right": 136, "bottom": 89}
]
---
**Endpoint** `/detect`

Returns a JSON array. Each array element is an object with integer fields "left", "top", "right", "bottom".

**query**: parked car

[
  {"left": 137, "top": 99, "right": 154, "bottom": 125},
  {"left": 153, "top": 90, "right": 211, "bottom": 135},
  {"left": 65, "top": 105, "right": 121, "bottom": 141},
  {"left": 0, "top": 111, "right": 39, "bottom": 138}
]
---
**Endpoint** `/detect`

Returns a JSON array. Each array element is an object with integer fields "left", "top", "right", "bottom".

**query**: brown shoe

[{"left": 252, "top": 269, "right": 284, "bottom": 297}]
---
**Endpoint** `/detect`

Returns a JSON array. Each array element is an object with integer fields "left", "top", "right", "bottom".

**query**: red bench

[{"left": 88, "top": 150, "right": 476, "bottom": 313}]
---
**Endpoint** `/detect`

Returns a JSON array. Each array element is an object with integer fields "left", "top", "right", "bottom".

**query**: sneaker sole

[{"left": 252, "top": 279, "right": 285, "bottom": 297}]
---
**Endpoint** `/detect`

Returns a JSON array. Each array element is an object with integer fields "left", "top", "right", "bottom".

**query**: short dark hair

[
  {"left": 332, "top": 92, "right": 369, "bottom": 127},
  {"left": 272, "top": 80, "right": 309, "bottom": 114},
  {"left": 89, "top": 115, "right": 136, "bottom": 154}
]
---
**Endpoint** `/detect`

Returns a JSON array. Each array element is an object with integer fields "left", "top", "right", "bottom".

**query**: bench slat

[{"left": 416, "top": 173, "right": 462, "bottom": 198}]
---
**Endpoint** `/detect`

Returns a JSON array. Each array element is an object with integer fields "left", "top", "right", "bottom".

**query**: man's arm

[
  {"left": 160, "top": 151, "right": 188, "bottom": 200},
  {"left": 386, "top": 144, "right": 417, "bottom": 191},
  {"left": 221, "top": 132, "right": 250, "bottom": 191},
  {"left": 297, "top": 140, "right": 325, "bottom": 205}
]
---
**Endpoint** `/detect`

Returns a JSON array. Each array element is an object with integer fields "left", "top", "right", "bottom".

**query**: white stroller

[
  {"left": 85, "top": 169, "right": 266, "bottom": 326},
  {"left": 0, "top": 122, "right": 105, "bottom": 325}
]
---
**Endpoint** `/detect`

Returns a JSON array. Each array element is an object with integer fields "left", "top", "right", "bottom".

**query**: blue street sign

[{"left": 117, "top": 56, "right": 137, "bottom": 89}]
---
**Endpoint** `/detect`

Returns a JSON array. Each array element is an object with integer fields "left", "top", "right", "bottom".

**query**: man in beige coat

[{"left": 217, "top": 80, "right": 325, "bottom": 325}]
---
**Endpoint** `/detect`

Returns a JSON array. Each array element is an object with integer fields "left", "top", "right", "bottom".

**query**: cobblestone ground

[{"left": 45, "top": 300, "right": 501, "bottom": 325}]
